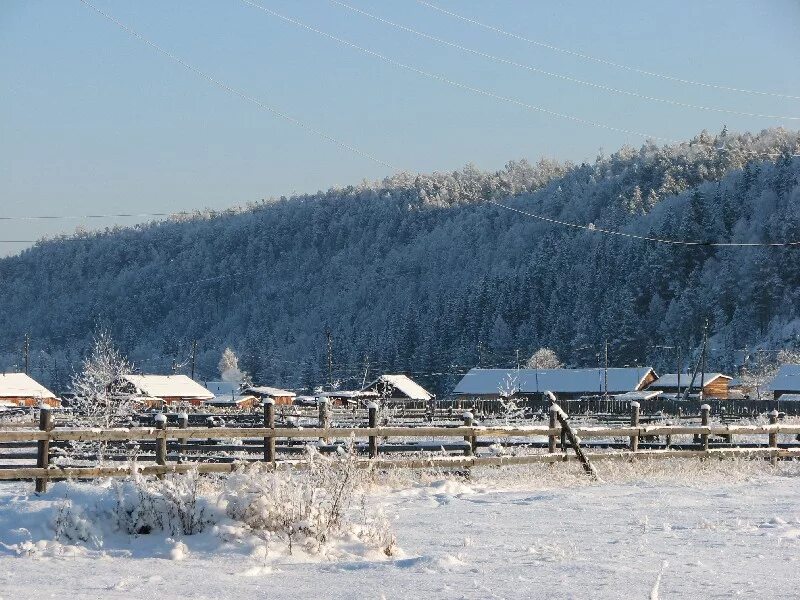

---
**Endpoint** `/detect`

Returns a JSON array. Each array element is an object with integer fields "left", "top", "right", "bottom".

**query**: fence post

[
  {"left": 630, "top": 401, "right": 640, "bottom": 452},
  {"left": 318, "top": 397, "right": 330, "bottom": 444},
  {"left": 154, "top": 413, "right": 167, "bottom": 479},
  {"left": 367, "top": 402, "right": 378, "bottom": 458},
  {"left": 264, "top": 398, "right": 276, "bottom": 465},
  {"left": 769, "top": 409, "right": 779, "bottom": 466},
  {"left": 177, "top": 412, "right": 188, "bottom": 460},
  {"left": 35, "top": 407, "right": 52, "bottom": 494},
  {"left": 700, "top": 404, "right": 711, "bottom": 454},
  {"left": 548, "top": 405, "right": 558, "bottom": 456},
  {"left": 462, "top": 411, "right": 474, "bottom": 457},
  {"left": 665, "top": 420, "right": 672, "bottom": 449}
]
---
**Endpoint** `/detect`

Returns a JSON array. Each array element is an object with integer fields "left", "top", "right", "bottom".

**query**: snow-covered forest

[{"left": 1, "top": 128, "right": 799, "bottom": 394}]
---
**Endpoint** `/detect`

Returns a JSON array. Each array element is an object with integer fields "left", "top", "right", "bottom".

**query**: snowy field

[{"left": 1, "top": 460, "right": 799, "bottom": 599}]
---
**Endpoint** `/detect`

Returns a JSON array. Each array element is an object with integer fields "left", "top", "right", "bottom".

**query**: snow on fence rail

[{"left": 1, "top": 404, "right": 799, "bottom": 491}]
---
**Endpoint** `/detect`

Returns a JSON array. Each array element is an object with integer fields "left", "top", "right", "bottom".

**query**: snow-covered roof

[
  {"left": 122, "top": 375, "right": 213, "bottom": 400},
  {"left": 362, "top": 374, "right": 433, "bottom": 401},
  {"left": 648, "top": 373, "right": 730, "bottom": 389},
  {"left": 768, "top": 364, "right": 800, "bottom": 392},
  {"left": 246, "top": 386, "right": 296, "bottom": 398},
  {"left": 614, "top": 390, "right": 662, "bottom": 401},
  {"left": 206, "top": 395, "right": 255, "bottom": 405},
  {"left": 777, "top": 393, "right": 800, "bottom": 402},
  {"left": 204, "top": 381, "right": 240, "bottom": 397},
  {"left": 321, "top": 390, "right": 379, "bottom": 398},
  {"left": 453, "top": 367, "right": 656, "bottom": 396},
  {"left": 0, "top": 373, "right": 56, "bottom": 399}
]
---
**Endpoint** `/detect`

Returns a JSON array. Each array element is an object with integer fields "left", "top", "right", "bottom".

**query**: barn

[
  {"left": 0, "top": 373, "right": 60, "bottom": 408},
  {"left": 361, "top": 374, "right": 433, "bottom": 407},
  {"left": 245, "top": 386, "right": 296, "bottom": 406},
  {"left": 768, "top": 364, "right": 800, "bottom": 401},
  {"left": 647, "top": 373, "right": 733, "bottom": 399},
  {"left": 452, "top": 367, "right": 657, "bottom": 402},
  {"left": 204, "top": 381, "right": 259, "bottom": 410},
  {"left": 119, "top": 374, "right": 214, "bottom": 408}
]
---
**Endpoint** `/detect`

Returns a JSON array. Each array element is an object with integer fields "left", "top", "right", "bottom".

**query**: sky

[{"left": 2, "top": 0, "right": 799, "bottom": 256}]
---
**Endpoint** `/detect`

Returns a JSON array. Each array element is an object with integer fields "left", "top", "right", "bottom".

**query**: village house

[
  {"left": 768, "top": 364, "right": 800, "bottom": 401},
  {"left": 119, "top": 374, "right": 214, "bottom": 408},
  {"left": 204, "top": 381, "right": 259, "bottom": 410},
  {"left": 452, "top": 367, "right": 658, "bottom": 403},
  {"left": 361, "top": 374, "right": 434, "bottom": 407},
  {"left": 244, "top": 385, "right": 297, "bottom": 406},
  {"left": 0, "top": 373, "right": 61, "bottom": 408},
  {"left": 319, "top": 389, "right": 379, "bottom": 408},
  {"left": 646, "top": 373, "right": 732, "bottom": 399}
]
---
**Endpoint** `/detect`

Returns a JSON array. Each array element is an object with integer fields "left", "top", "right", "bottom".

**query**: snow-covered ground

[{"left": 1, "top": 460, "right": 798, "bottom": 599}]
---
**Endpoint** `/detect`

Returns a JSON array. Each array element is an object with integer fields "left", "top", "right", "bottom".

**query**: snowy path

[{"left": 1, "top": 470, "right": 798, "bottom": 599}]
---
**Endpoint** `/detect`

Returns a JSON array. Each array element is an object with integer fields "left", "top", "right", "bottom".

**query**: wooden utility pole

[
  {"left": 190, "top": 340, "right": 198, "bottom": 380},
  {"left": 325, "top": 328, "right": 333, "bottom": 390},
  {"left": 676, "top": 346, "right": 682, "bottom": 398},
  {"left": 24, "top": 334, "right": 30, "bottom": 375},
  {"left": 699, "top": 321, "right": 708, "bottom": 401},
  {"left": 361, "top": 353, "right": 370, "bottom": 388},
  {"left": 603, "top": 340, "right": 609, "bottom": 397}
]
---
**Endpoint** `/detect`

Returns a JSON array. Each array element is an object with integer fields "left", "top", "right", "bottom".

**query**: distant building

[
  {"left": 647, "top": 373, "right": 732, "bottom": 399},
  {"left": 320, "top": 390, "right": 379, "bottom": 407},
  {"left": 0, "top": 373, "right": 60, "bottom": 408},
  {"left": 361, "top": 374, "right": 433, "bottom": 405},
  {"left": 119, "top": 374, "right": 214, "bottom": 408},
  {"left": 768, "top": 365, "right": 800, "bottom": 401},
  {"left": 245, "top": 386, "right": 296, "bottom": 406},
  {"left": 204, "top": 381, "right": 258, "bottom": 410},
  {"left": 452, "top": 367, "right": 657, "bottom": 402}
]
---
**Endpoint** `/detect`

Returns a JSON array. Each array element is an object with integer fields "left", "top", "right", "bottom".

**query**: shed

[
  {"left": 361, "top": 374, "right": 433, "bottom": 405},
  {"left": 647, "top": 373, "right": 732, "bottom": 399},
  {"left": 245, "top": 386, "right": 296, "bottom": 406},
  {"left": 120, "top": 374, "right": 214, "bottom": 407},
  {"left": 0, "top": 373, "right": 60, "bottom": 407},
  {"left": 452, "top": 367, "right": 657, "bottom": 401},
  {"left": 768, "top": 364, "right": 800, "bottom": 401},
  {"left": 204, "top": 381, "right": 258, "bottom": 410},
  {"left": 320, "top": 390, "right": 379, "bottom": 407}
]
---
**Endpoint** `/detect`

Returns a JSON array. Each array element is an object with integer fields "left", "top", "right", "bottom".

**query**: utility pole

[
  {"left": 190, "top": 340, "right": 198, "bottom": 380},
  {"left": 699, "top": 320, "right": 708, "bottom": 401},
  {"left": 676, "top": 346, "right": 682, "bottom": 398},
  {"left": 477, "top": 340, "right": 483, "bottom": 368},
  {"left": 603, "top": 340, "right": 609, "bottom": 397},
  {"left": 325, "top": 327, "right": 333, "bottom": 390},
  {"left": 361, "top": 353, "right": 370, "bottom": 388},
  {"left": 515, "top": 349, "right": 520, "bottom": 370},
  {"left": 24, "top": 334, "right": 30, "bottom": 375}
]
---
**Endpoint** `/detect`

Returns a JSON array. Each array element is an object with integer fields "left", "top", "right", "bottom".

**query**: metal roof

[
  {"left": 362, "top": 374, "right": 433, "bottom": 401},
  {"left": 648, "top": 373, "right": 729, "bottom": 389},
  {"left": 246, "top": 386, "right": 297, "bottom": 398},
  {"left": 453, "top": 367, "right": 656, "bottom": 396},
  {"left": 123, "top": 375, "right": 214, "bottom": 399},
  {"left": 768, "top": 364, "right": 800, "bottom": 392}
]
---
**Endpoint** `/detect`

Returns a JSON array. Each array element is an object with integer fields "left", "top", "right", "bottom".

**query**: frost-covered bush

[{"left": 223, "top": 447, "right": 395, "bottom": 556}]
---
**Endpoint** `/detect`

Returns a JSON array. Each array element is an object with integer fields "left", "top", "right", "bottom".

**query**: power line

[
  {"left": 330, "top": 0, "right": 800, "bottom": 121},
  {"left": 239, "top": 0, "right": 676, "bottom": 143},
  {"left": 417, "top": 0, "right": 800, "bottom": 102},
  {"left": 488, "top": 199, "right": 800, "bottom": 247},
  {"left": 0, "top": 211, "right": 192, "bottom": 222},
  {"left": 77, "top": 0, "right": 395, "bottom": 171}
]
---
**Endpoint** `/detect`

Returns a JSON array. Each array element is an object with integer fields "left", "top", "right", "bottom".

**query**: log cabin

[
  {"left": 244, "top": 385, "right": 296, "bottom": 406},
  {"left": 0, "top": 373, "right": 61, "bottom": 408},
  {"left": 768, "top": 364, "right": 800, "bottom": 401},
  {"left": 361, "top": 374, "right": 433, "bottom": 407},
  {"left": 119, "top": 374, "right": 214, "bottom": 408},
  {"left": 646, "top": 373, "right": 732, "bottom": 399}
]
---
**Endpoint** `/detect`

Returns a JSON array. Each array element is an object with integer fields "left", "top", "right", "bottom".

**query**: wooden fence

[{"left": 1, "top": 404, "right": 799, "bottom": 492}]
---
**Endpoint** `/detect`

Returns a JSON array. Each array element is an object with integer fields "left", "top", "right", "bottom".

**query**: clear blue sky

[{"left": 2, "top": 0, "right": 799, "bottom": 256}]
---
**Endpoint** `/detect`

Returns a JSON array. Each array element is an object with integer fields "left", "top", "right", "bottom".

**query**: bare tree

[
  {"left": 71, "top": 330, "right": 135, "bottom": 427},
  {"left": 524, "top": 348, "right": 563, "bottom": 369}
]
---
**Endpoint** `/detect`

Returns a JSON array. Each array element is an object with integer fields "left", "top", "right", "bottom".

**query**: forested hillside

[{"left": 1, "top": 128, "right": 799, "bottom": 395}]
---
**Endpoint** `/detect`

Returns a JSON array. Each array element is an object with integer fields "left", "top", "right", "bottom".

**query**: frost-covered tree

[
  {"left": 71, "top": 330, "right": 134, "bottom": 427},
  {"left": 219, "top": 347, "right": 244, "bottom": 383},
  {"left": 524, "top": 348, "right": 563, "bottom": 370}
]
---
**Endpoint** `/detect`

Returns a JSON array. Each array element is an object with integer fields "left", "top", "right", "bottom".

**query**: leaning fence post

[
  {"left": 154, "top": 413, "right": 167, "bottom": 479},
  {"left": 264, "top": 398, "right": 276, "bottom": 465},
  {"left": 462, "top": 411, "right": 474, "bottom": 457},
  {"left": 769, "top": 409, "right": 779, "bottom": 466},
  {"left": 629, "top": 401, "right": 640, "bottom": 452},
  {"left": 35, "top": 407, "right": 52, "bottom": 494},
  {"left": 367, "top": 402, "right": 378, "bottom": 458},
  {"left": 700, "top": 404, "right": 711, "bottom": 454}
]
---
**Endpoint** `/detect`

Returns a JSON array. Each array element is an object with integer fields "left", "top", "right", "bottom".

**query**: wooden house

[
  {"left": 0, "top": 373, "right": 60, "bottom": 408},
  {"left": 768, "top": 364, "right": 800, "bottom": 401},
  {"left": 646, "top": 373, "right": 732, "bottom": 399},
  {"left": 120, "top": 374, "right": 214, "bottom": 408},
  {"left": 361, "top": 374, "right": 433, "bottom": 407},
  {"left": 204, "top": 381, "right": 258, "bottom": 410},
  {"left": 452, "top": 367, "right": 657, "bottom": 402},
  {"left": 245, "top": 385, "right": 296, "bottom": 406},
  {"left": 319, "top": 390, "right": 379, "bottom": 408}
]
